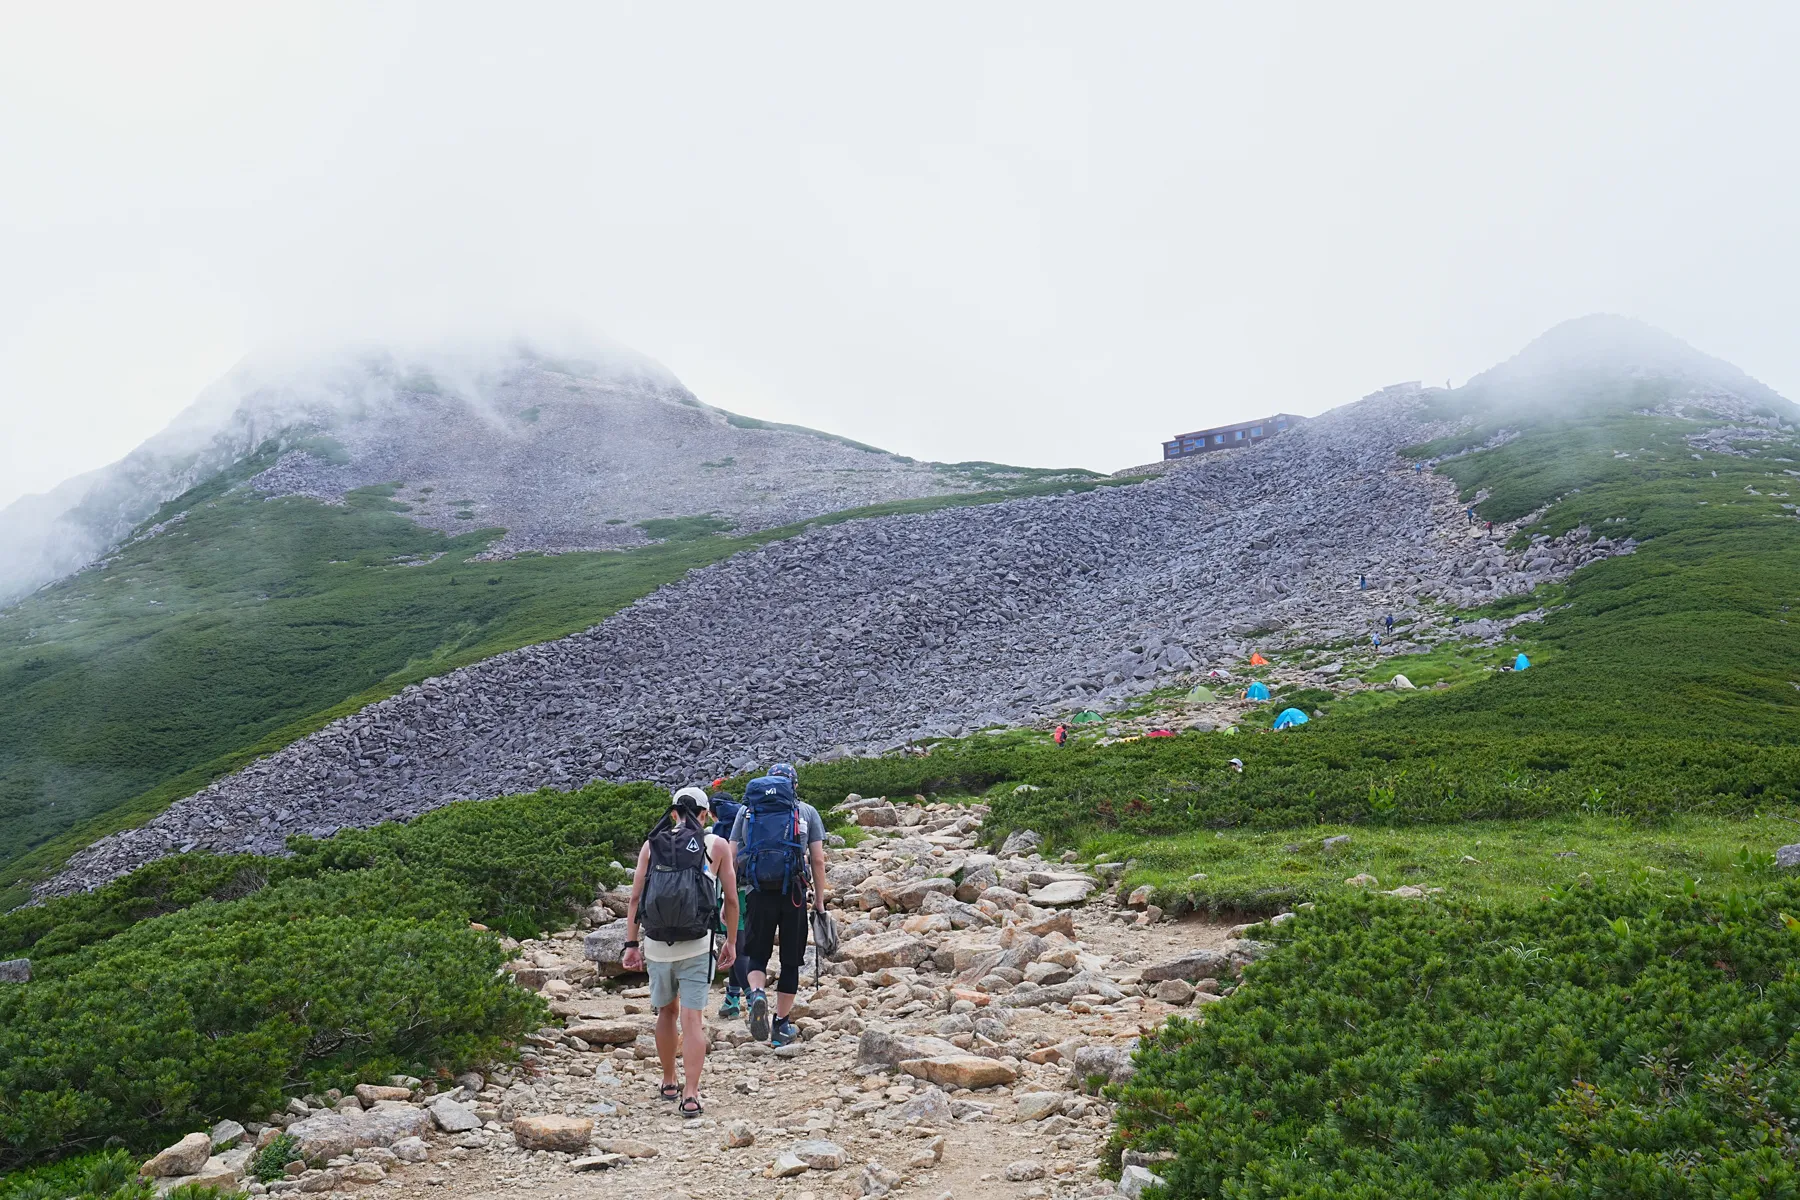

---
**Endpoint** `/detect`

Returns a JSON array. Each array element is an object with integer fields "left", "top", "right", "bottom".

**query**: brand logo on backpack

[
  {"left": 741, "top": 774, "right": 807, "bottom": 895},
  {"left": 640, "top": 815, "right": 717, "bottom": 944}
]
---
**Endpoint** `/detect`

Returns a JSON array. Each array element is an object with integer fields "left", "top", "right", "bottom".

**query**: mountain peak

[{"left": 1468, "top": 314, "right": 1791, "bottom": 413}]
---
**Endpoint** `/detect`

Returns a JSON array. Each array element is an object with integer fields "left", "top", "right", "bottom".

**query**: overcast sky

[{"left": 3, "top": 2, "right": 1798, "bottom": 508}]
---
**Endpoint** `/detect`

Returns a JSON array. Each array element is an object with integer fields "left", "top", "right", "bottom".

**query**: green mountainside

[
  {"left": 6, "top": 321, "right": 1800, "bottom": 1191},
  {"left": 0, "top": 457, "right": 1128, "bottom": 906}
]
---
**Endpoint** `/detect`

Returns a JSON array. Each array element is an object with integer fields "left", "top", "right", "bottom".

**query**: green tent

[
  {"left": 1188, "top": 685, "right": 1216, "bottom": 702},
  {"left": 1071, "top": 710, "right": 1104, "bottom": 724}
]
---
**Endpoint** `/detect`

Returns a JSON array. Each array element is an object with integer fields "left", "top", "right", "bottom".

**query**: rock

[
  {"left": 391, "top": 1139, "right": 429, "bottom": 1164},
  {"left": 1019, "top": 909, "right": 1076, "bottom": 938},
  {"left": 857, "top": 1029, "right": 964, "bottom": 1068},
  {"left": 1322, "top": 834, "right": 1351, "bottom": 850},
  {"left": 898, "top": 1055, "right": 1020, "bottom": 1089},
  {"left": 0, "top": 958, "right": 28, "bottom": 983},
  {"left": 1071, "top": 1042, "right": 1138, "bottom": 1087},
  {"left": 888, "top": 877, "right": 958, "bottom": 911},
  {"left": 1139, "top": 949, "right": 1231, "bottom": 984},
  {"left": 1120, "top": 1164, "right": 1168, "bottom": 1198},
  {"left": 1779, "top": 844, "right": 1800, "bottom": 869},
  {"left": 339, "top": 1162, "right": 385, "bottom": 1184},
  {"left": 352, "top": 1084, "right": 412, "bottom": 1105},
  {"left": 856, "top": 804, "right": 900, "bottom": 827},
  {"left": 192, "top": 1152, "right": 248, "bottom": 1187},
  {"left": 1345, "top": 873, "right": 1378, "bottom": 887},
  {"left": 286, "top": 1106, "right": 434, "bottom": 1165},
  {"left": 141, "top": 1133, "right": 214, "bottom": 1178},
  {"left": 428, "top": 1097, "right": 482, "bottom": 1133},
  {"left": 583, "top": 922, "right": 633, "bottom": 975},
  {"left": 596, "top": 1138, "right": 660, "bottom": 1159},
  {"left": 1126, "top": 884, "right": 1155, "bottom": 909},
  {"left": 1026, "top": 880, "right": 1093, "bottom": 907},
  {"left": 570, "top": 1154, "right": 628, "bottom": 1172},
  {"left": 793, "top": 1140, "right": 847, "bottom": 1171},
  {"left": 1013, "top": 1091, "right": 1065, "bottom": 1121},
  {"left": 770, "top": 1152, "right": 810, "bottom": 1178},
  {"left": 842, "top": 930, "right": 932, "bottom": 972},
  {"left": 885, "top": 1085, "right": 954, "bottom": 1127},
  {"left": 722, "top": 1120, "right": 756, "bottom": 1148},
  {"left": 1004, "top": 1159, "right": 1047, "bottom": 1182},
  {"left": 1000, "top": 830, "right": 1043, "bottom": 857},
  {"left": 564, "top": 1020, "right": 640, "bottom": 1045},
  {"left": 210, "top": 1120, "right": 247, "bottom": 1151},
  {"left": 511, "top": 1116, "right": 594, "bottom": 1153},
  {"left": 1153, "top": 978, "right": 1195, "bottom": 1005}
]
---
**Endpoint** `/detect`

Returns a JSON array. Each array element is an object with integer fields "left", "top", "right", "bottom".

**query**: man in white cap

[{"left": 621, "top": 786, "right": 738, "bottom": 1117}]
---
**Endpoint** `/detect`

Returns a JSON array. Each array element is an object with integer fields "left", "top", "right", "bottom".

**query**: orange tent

[{"left": 1248, "top": 652, "right": 1269, "bottom": 666}]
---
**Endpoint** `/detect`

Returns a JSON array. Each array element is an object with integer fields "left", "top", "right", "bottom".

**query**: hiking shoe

[
  {"left": 771, "top": 1018, "right": 800, "bottom": 1049},
  {"left": 747, "top": 990, "right": 769, "bottom": 1042},
  {"left": 717, "top": 994, "right": 743, "bottom": 1020}
]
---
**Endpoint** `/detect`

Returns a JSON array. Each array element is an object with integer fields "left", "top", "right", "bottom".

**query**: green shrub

[
  {"left": 0, "top": 1148, "right": 244, "bottom": 1200},
  {"left": 249, "top": 1134, "right": 300, "bottom": 1183},
  {"left": 0, "top": 866, "right": 542, "bottom": 1168},
  {"left": 0, "top": 781, "right": 676, "bottom": 1169},
  {"left": 1113, "top": 882, "right": 1800, "bottom": 1197}
]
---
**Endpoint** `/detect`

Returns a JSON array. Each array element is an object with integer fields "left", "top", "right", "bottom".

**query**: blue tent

[
  {"left": 1514, "top": 653, "right": 1531, "bottom": 671},
  {"left": 1273, "top": 707, "right": 1310, "bottom": 730},
  {"left": 1245, "top": 681, "right": 1271, "bottom": 701}
]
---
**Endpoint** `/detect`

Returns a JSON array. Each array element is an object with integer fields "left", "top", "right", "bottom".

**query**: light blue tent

[
  {"left": 1514, "top": 653, "right": 1531, "bottom": 671},
  {"left": 1273, "top": 707, "right": 1310, "bottom": 730},
  {"left": 1245, "top": 681, "right": 1271, "bottom": 701}
]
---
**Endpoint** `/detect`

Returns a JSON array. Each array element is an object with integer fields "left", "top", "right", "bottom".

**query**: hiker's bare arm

[
  {"left": 809, "top": 841, "right": 827, "bottom": 911},
  {"left": 714, "top": 840, "right": 739, "bottom": 969},
  {"left": 621, "top": 842, "right": 652, "bottom": 970}
]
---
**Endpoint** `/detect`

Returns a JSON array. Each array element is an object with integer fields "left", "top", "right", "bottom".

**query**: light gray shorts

[{"left": 647, "top": 951, "right": 714, "bottom": 1011}]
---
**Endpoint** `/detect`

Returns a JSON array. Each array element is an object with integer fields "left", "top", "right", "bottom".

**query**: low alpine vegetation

[{"left": 1113, "top": 883, "right": 1800, "bottom": 1198}]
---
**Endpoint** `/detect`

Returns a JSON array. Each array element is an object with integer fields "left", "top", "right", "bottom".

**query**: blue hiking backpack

[{"left": 740, "top": 774, "right": 807, "bottom": 894}]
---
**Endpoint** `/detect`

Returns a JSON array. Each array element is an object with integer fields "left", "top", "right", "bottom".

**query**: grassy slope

[
  {"left": 798, "top": 378, "right": 1800, "bottom": 900},
  {"left": 0, "top": 462, "right": 1138, "bottom": 906}
]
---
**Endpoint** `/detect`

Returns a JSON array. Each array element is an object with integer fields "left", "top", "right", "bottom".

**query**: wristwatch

[{"left": 623, "top": 940, "right": 640, "bottom": 949}]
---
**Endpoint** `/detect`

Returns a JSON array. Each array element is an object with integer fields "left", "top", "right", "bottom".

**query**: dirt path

[{"left": 249, "top": 804, "right": 1263, "bottom": 1200}]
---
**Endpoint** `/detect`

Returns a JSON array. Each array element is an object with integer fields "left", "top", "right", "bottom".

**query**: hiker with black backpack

[
  {"left": 729, "top": 762, "right": 827, "bottom": 1048},
  {"left": 620, "top": 786, "right": 738, "bottom": 1118}
]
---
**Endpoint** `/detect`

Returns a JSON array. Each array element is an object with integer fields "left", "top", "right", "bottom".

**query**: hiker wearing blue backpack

[
  {"left": 707, "top": 792, "right": 754, "bottom": 1018},
  {"left": 729, "top": 762, "right": 827, "bottom": 1048},
  {"left": 620, "top": 787, "right": 739, "bottom": 1118}
]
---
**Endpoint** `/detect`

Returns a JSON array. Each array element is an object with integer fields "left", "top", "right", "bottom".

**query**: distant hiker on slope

[
  {"left": 1053, "top": 723, "right": 1067, "bottom": 747},
  {"left": 730, "top": 762, "right": 827, "bottom": 1048},
  {"left": 621, "top": 786, "right": 738, "bottom": 1118}
]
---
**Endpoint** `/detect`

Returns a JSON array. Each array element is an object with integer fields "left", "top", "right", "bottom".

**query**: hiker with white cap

[{"left": 621, "top": 786, "right": 738, "bottom": 1117}]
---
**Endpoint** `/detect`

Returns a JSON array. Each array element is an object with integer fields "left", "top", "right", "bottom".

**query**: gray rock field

[{"left": 44, "top": 380, "right": 1640, "bottom": 896}]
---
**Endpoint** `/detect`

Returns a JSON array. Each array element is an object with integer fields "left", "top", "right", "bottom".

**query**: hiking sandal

[
  {"left": 658, "top": 1082, "right": 682, "bottom": 1101},
  {"left": 679, "top": 1096, "right": 703, "bottom": 1118}
]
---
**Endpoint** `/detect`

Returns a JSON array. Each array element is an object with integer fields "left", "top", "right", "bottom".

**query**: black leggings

[
  {"left": 743, "top": 889, "right": 809, "bottom": 996},
  {"left": 728, "top": 927, "right": 752, "bottom": 994}
]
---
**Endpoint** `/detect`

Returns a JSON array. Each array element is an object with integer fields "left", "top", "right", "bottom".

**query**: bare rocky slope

[
  {"left": 1, "top": 340, "right": 1058, "bottom": 605},
  {"left": 46, "top": 378, "right": 1636, "bottom": 895}
]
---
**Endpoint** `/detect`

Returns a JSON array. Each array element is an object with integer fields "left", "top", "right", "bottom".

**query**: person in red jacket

[{"left": 1053, "top": 723, "right": 1068, "bottom": 746}]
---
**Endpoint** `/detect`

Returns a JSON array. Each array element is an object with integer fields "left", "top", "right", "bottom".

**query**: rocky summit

[
  {"left": 129, "top": 800, "right": 1233, "bottom": 1200},
  {"left": 0, "top": 339, "right": 1052, "bottom": 605},
  {"left": 47, "top": 380, "right": 1642, "bottom": 894}
]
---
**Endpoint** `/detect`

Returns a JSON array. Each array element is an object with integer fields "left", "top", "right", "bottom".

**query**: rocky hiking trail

[{"left": 151, "top": 801, "right": 1273, "bottom": 1200}]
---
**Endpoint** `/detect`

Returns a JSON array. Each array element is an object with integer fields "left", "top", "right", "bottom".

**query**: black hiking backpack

[{"left": 640, "top": 815, "right": 718, "bottom": 943}]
